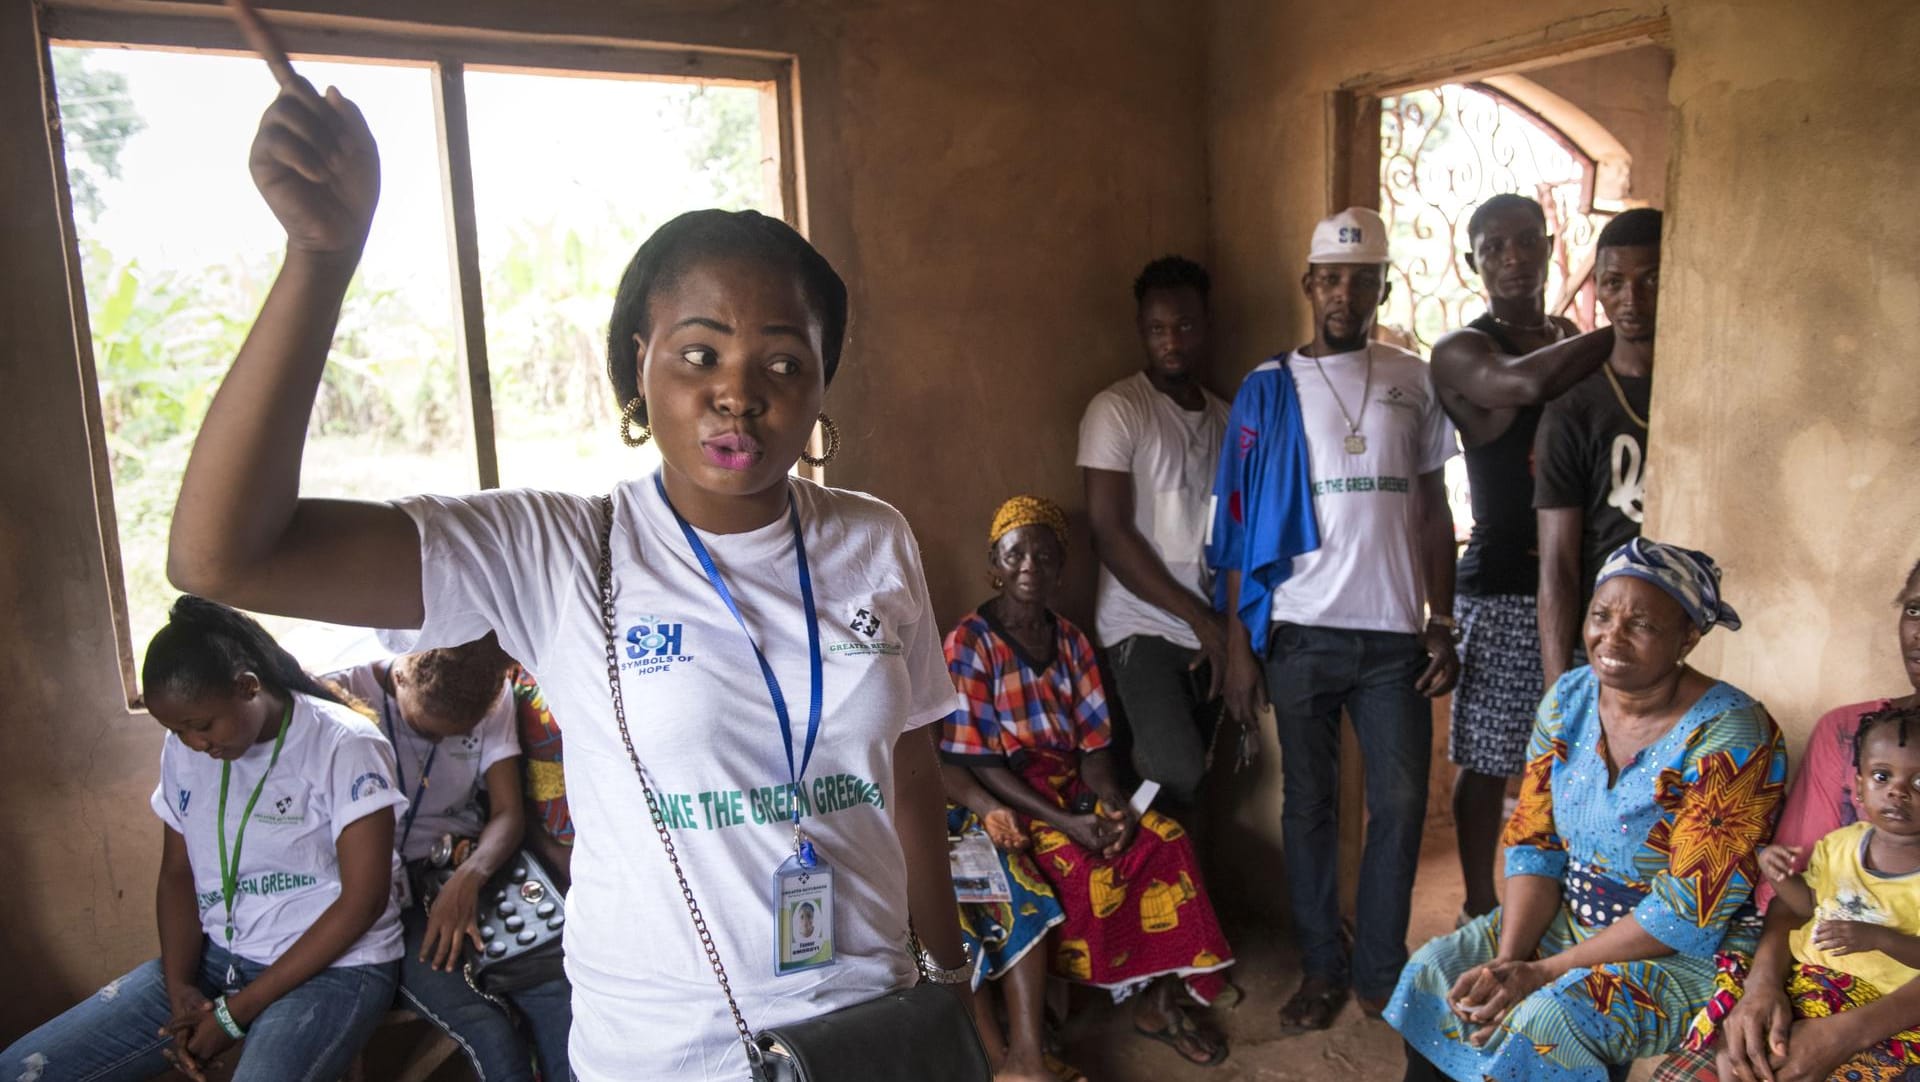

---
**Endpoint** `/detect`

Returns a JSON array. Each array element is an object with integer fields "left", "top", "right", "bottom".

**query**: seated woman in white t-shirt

[
  {"left": 328, "top": 640, "right": 572, "bottom": 1082},
  {"left": 0, "top": 596, "right": 405, "bottom": 1082},
  {"left": 165, "top": 82, "right": 972, "bottom": 1081}
]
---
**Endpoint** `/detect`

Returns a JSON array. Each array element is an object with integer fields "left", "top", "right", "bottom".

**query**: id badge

[
  {"left": 394, "top": 870, "right": 415, "bottom": 912},
  {"left": 773, "top": 850, "right": 835, "bottom": 976}
]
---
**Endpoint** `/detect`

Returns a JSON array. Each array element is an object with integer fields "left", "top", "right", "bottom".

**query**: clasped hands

[
  {"left": 1446, "top": 957, "right": 1551, "bottom": 1046},
  {"left": 1063, "top": 804, "right": 1137, "bottom": 860},
  {"left": 158, "top": 983, "right": 234, "bottom": 1081}
]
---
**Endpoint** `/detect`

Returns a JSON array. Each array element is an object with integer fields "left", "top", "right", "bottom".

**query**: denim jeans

[
  {"left": 1107, "top": 633, "right": 1218, "bottom": 806},
  {"left": 1263, "top": 623, "right": 1431, "bottom": 1000},
  {"left": 399, "top": 904, "right": 571, "bottom": 1082},
  {"left": 0, "top": 939, "right": 395, "bottom": 1082}
]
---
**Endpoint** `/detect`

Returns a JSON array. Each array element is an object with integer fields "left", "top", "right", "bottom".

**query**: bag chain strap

[{"left": 597, "top": 496, "right": 763, "bottom": 1075}]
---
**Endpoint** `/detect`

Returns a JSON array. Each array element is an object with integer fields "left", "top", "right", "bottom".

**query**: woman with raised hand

[
  {"left": 166, "top": 78, "right": 969, "bottom": 1081},
  {"left": 0, "top": 596, "right": 404, "bottom": 1082},
  {"left": 1388, "top": 540, "right": 1787, "bottom": 1082}
]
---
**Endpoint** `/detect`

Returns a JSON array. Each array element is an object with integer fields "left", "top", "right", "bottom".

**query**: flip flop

[{"left": 1132, "top": 1008, "right": 1228, "bottom": 1067}]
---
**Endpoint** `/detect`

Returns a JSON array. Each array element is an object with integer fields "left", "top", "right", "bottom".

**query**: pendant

[{"left": 1344, "top": 433, "right": 1367, "bottom": 455}]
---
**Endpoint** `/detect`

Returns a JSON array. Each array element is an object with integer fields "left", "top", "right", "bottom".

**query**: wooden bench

[{"left": 157, "top": 1008, "right": 463, "bottom": 1082}]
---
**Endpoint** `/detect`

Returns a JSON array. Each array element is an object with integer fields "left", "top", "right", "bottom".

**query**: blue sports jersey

[{"left": 1205, "top": 356, "right": 1320, "bottom": 655}]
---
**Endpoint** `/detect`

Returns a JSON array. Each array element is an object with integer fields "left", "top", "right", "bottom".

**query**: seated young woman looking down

[
  {"left": 328, "top": 640, "right": 572, "bottom": 1082},
  {"left": 164, "top": 78, "right": 969, "bottom": 1081},
  {"left": 0, "top": 597, "right": 403, "bottom": 1082}
]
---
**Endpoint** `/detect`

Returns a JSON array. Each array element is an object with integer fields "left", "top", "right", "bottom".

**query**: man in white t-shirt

[
  {"left": 1216, "top": 208, "right": 1461, "bottom": 1028},
  {"left": 1079, "top": 256, "right": 1231, "bottom": 812}
]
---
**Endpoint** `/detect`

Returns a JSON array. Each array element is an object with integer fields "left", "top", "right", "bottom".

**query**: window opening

[
  {"left": 464, "top": 69, "right": 779, "bottom": 495},
  {"left": 50, "top": 41, "right": 786, "bottom": 693},
  {"left": 1377, "top": 81, "right": 1613, "bottom": 353},
  {"left": 1376, "top": 81, "right": 1618, "bottom": 540}
]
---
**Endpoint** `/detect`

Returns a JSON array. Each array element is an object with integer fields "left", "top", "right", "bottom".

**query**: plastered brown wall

[
  {"left": 1204, "top": 0, "right": 1920, "bottom": 890},
  {"left": 0, "top": 0, "right": 1207, "bottom": 1034},
  {"left": 1648, "top": 0, "right": 1920, "bottom": 738},
  {"left": 1527, "top": 44, "right": 1672, "bottom": 207}
]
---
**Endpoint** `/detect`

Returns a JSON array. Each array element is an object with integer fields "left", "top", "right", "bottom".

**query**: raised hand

[{"left": 248, "top": 81, "right": 381, "bottom": 254}]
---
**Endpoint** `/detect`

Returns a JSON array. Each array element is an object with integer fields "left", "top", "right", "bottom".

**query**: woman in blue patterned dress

[{"left": 1387, "top": 540, "right": 1788, "bottom": 1081}]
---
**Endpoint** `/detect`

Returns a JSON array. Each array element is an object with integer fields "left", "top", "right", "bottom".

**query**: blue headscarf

[{"left": 1594, "top": 538, "right": 1741, "bottom": 633}]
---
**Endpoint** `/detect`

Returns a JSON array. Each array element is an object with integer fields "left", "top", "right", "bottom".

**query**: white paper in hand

[{"left": 1128, "top": 780, "right": 1161, "bottom": 817}]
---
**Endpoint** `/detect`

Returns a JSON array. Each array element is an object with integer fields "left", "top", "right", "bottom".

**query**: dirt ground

[
  {"left": 1044, "top": 824, "right": 1469, "bottom": 1082},
  {"left": 1047, "top": 824, "right": 1663, "bottom": 1082}
]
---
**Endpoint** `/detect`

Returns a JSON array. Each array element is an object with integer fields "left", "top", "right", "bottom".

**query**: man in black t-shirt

[{"left": 1534, "top": 208, "right": 1664, "bottom": 686}]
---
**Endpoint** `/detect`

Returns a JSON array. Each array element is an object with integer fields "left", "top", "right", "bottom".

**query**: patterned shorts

[{"left": 1448, "top": 593, "right": 1543, "bottom": 777}]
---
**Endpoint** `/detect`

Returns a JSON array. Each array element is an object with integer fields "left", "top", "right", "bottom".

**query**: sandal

[
  {"left": 1132, "top": 1007, "right": 1228, "bottom": 1067},
  {"left": 1276, "top": 978, "right": 1349, "bottom": 1034}
]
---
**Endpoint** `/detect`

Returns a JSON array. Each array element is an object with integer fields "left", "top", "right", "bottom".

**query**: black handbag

[
  {"left": 596, "top": 495, "right": 992, "bottom": 1081},
  {"left": 412, "top": 839, "right": 568, "bottom": 995}
]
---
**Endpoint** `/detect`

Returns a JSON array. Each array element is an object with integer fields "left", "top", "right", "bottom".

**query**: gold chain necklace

[
  {"left": 1603, "top": 365, "right": 1649, "bottom": 430},
  {"left": 1305, "top": 345, "right": 1373, "bottom": 454}
]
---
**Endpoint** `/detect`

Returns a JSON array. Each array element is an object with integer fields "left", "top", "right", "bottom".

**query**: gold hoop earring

[
  {"left": 619, "top": 397, "right": 651, "bottom": 448},
  {"left": 798, "top": 413, "right": 841, "bottom": 468}
]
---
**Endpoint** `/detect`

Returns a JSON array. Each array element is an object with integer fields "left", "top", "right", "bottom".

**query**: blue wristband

[{"left": 213, "top": 995, "right": 247, "bottom": 1039}]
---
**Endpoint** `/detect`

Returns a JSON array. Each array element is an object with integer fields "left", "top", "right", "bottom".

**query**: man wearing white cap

[{"left": 1208, "top": 207, "right": 1460, "bottom": 1030}]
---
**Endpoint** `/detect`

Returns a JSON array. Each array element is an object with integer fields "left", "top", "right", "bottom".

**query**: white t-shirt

[
  {"left": 377, "top": 475, "right": 964, "bottom": 1082},
  {"left": 148, "top": 691, "right": 407, "bottom": 967},
  {"left": 1267, "top": 344, "right": 1458, "bottom": 633},
  {"left": 1076, "top": 372, "right": 1229, "bottom": 649},
  {"left": 326, "top": 663, "right": 521, "bottom": 863}
]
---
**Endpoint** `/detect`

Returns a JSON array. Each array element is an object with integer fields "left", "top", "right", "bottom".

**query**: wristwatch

[{"left": 1426, "top": 614, "right": 1461, "bottom": 643}]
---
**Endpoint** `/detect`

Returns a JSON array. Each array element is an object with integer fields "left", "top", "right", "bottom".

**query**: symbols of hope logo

[
  {"left": 1339, "top": 226, "right": 1363, "bottom": 243},
  {"left": 623, "top": 616, "right": 694, "bottom": 676},
  {"left": 626, "top": 620, "right": 685, "bottom": 658}
]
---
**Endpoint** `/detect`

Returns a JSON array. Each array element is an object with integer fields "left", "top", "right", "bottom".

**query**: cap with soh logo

[{"left": 1308, "top": 207, "right": 1390, "bottom": 265}]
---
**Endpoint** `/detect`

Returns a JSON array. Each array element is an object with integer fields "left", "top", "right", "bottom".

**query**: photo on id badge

[{"left": 775, "top": 856, "right": 835, "bottom": 975}]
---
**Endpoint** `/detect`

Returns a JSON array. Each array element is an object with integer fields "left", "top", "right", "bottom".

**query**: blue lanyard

[
  {"left": 653, "top": 473, "right": 822, "bottom": 858},
  {"left": 379, "top": 689, "right": 437, "bottom": 855}
]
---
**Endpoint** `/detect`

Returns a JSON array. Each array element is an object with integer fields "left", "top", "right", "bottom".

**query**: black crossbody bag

[
  {"left": 596, "top": 495, "right": 990, "bottom": 1082},
  {"left": 411, "top": 842, "right": 568, "bottom": 995}
]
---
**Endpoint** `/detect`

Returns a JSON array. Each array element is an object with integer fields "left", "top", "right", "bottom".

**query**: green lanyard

[{"left": 216, "top": 701, "right": 292, "bottom": 980}]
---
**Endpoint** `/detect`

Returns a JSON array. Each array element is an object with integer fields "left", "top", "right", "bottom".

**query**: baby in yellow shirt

[{"left": 1682, "top": 702, "right": 1920, "bottom": 1081}]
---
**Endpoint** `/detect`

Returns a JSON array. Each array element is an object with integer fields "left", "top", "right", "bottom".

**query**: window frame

[{"left": 35, "top": 1, "right": 802, "bottom": 706}]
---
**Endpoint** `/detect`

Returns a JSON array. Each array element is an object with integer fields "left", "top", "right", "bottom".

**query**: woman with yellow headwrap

[{"left": 940, "top": 496, "right": 1235, "bottom": 1069}]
